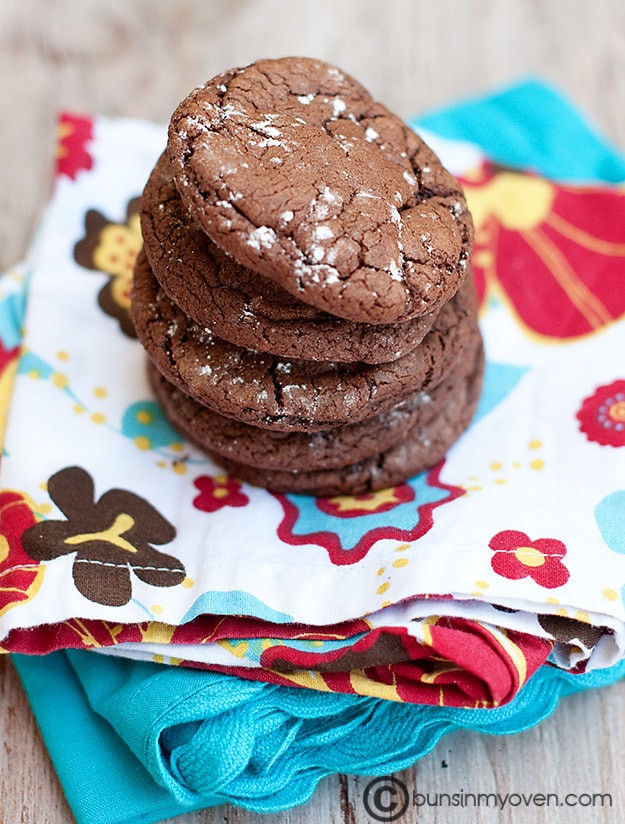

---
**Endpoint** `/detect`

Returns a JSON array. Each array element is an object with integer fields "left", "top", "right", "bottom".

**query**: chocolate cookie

[
  {"left": 207, "top": 336, "right": 485, "bottom": 496},
  {"left": 148, "top": 347, "right": 475, "bottom": 472},
  {"left": 131, "top": 248, "right": 478, "bottom": 432},
  {"left": 141, "top": 153, "right": 437, "bottom": 364},
  {"left": 167, "top": 57, "right": 473, "bottom": 325}
]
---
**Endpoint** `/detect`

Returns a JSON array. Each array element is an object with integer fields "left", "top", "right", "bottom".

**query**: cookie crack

[{"left": 268, "top": 360, "right": 284, "bottom": 408}]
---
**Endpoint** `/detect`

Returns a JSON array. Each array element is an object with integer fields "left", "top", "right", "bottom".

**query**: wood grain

[{"left": 1, "top": 1, "right": 624, "bottom": 822}]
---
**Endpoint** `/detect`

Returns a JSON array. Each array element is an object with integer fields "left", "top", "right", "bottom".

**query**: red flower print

[
  {"left": 56, "top": 113, "right": 94, "bottom": 180},
  {"left": 0, "top": 490, "right": 44, "bottom": 617},
  {"left": 193, "top": 474, "right": 249, "bottom": 513},
  {"left": 576, "top": 380, "right": 625, "bottom": 447},
  {"left": 274, "top": 462, "right": 464, "bottom": 565},
  {"left": 316, "top": 484, "right": 414, "bottom": 518},
  {"left": 489, "top": 530, "right": 569, "bottom": 589},
  {"left": 463, "top": 163, "right": 625, "bottom": 339}
]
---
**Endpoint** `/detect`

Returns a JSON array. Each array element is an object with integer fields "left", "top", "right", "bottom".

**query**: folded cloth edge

[{"left": 13, "top": 650, "right": 625, "bottom": 820}]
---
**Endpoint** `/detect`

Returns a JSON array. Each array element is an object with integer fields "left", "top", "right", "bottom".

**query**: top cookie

[
  {"left": 167, "top": 57, "right": 473, "bottom": 325},
  {"left": 141, "top": 152, "right": 438, "bottom": 364}
]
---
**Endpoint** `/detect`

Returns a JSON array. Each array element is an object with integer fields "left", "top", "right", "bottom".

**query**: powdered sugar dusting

[
  {"left": 297, "top": 93, "right": 315, "bottom": 105},
  {"left": 219, "top": 162, "right": 239, "bottom": 176},
  {"left": 312, "top": 224, "right": 334, "bottom": 241},
  {"left": 311, "top": 201, "right": 329, "bottom": 220},
  {"left": 324, "top": 246, "right": 338, "bottom": 266},
  {"left": 282, "top": 384, "right": 308, "bottom": 397},
  {"left": 294, "top": 258, "right": 340, "bottom": 287},
  {"left": 251, "top": 121, "right": 281, "bottom": 138},
  {"left": 310, "top": 187, "right": 339, "bottom": 220},
  {"left": 275, "top": 361, "right": 293, "bottom": 374},
  {"left": 319, "top": 265, "right": 339, "bottom": 285},
  {"left": 355, "top": 190, "right": 380, "bottom": 201},
  {"left": 332, "top": 97, "right": 346, "bottom": 117},
  {"left": 337, "top": 137, "right": 355, "bottom": 154},
  {"left": 181, "top": 114, "right": 212, "bottom": 136},
  {"left": 388, "top": 259, "right": 404, "bottom": 282},
  {"left": 258, "top": 137, "right": 284, "bottom": 148},
  {"left": 327, "top": 67, "right": 345, "bottom": 80},
  {"left": 221, "top": 102, "right": 244, "bottom": 118},
  {"left": 247, "top": 226, "right": 277, "bottom": 251}
]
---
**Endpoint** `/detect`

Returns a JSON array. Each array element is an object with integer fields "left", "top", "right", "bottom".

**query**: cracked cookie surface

[
  {"left": 208, "top": 335, "right": 484, "bottom": 496},
  {"left": 141, "top": 153, "right": 437, "bottom": 364},
  {"left": 148, "top": 349, "right": 476, "bottom": 472},
  {"left": 131, "top": 249, "right": 478, "bottom": 432},
  {"left": 167, "top": 57, "right": 474, "bottom": 325}
]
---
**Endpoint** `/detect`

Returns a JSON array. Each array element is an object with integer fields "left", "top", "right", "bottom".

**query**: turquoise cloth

[
  {"left": 415, "top": 77, "right": 625, "bottom": 182},
  {"left": 13, "top": 651, "right": 625, "bottom": 824},
  {"left": 13, "top": 79, "right": 625, "bottom": 824}
]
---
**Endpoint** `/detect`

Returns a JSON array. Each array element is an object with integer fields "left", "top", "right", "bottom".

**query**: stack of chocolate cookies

[{"left": 132, "top": 57, "right": 483, "bottom": 497}]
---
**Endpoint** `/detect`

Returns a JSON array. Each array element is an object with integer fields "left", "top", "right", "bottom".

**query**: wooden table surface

[{"left": 1, "top": 1, "right": 624, "bottom": 822}]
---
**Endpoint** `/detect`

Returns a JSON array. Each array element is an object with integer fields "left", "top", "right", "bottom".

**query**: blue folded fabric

[
  {"left": 13, "top": 651, "right": 625, "bottom": 824},
  {"left": 415, "top": 77, "right": 625, "bottom": 182},
  {"left": 13, "top": 78, "right": 625, "bottom": 824}
]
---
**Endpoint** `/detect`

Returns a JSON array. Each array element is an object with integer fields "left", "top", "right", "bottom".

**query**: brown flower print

[
  {"left": 74, "top": 197, "right": 142, "bottom": 337},
  {"left": 22, "top": 466, "right": 186, "bottom": 607},
  {"left": 537, "top": 613, "right": 602, "bottom": 651}
]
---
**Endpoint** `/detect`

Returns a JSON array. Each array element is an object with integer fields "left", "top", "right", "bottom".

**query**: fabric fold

[
  {"left": 7, "top": 77, "right": 625, "bottom": 824},
  {"left": 14, "top": 649, "right": 625, "bottom": 823},
  {"left": 1, "top": 78, "right": 625, "bottom": 710}
]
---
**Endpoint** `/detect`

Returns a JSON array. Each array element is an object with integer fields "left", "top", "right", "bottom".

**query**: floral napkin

[{"left": 1, "top": 86, "right": 625, "bottom": 708}]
